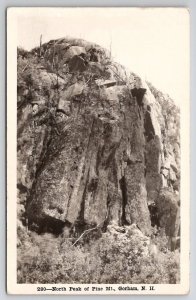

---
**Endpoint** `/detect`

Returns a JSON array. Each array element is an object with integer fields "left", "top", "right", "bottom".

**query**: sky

[{"left": 16, "top": 8, "right": 190, "bottom": 106}]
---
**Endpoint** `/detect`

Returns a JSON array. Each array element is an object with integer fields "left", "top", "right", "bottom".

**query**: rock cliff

[{"left": 17, "top": 38, "right": 180, "bottom": 245}]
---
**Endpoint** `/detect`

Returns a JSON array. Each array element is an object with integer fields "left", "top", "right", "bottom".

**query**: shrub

[{"left": 17, "top": 225, "right": 180, "bottom": 284}]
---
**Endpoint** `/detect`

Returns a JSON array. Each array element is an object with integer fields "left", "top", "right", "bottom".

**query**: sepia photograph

[{"left": 7, "top": 7, "right": 190, "bottom": 294}]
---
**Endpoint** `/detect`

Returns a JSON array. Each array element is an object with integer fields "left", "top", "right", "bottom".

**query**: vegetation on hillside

[{"left": 17, "top": 224, "right": 180, "bottom": 284}]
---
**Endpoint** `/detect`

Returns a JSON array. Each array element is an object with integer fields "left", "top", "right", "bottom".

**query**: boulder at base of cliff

[
  {"left": 157, "top": 188, "right": 180, "bottom": 239},
  {"left": 106, "top": 223, "right": 150, "bottom": 257}
]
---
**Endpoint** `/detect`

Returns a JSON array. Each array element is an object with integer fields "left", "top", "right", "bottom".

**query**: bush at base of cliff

[
  {"left": 17, "top": 225, "right": 180, "bottom": 284},
  {"left": 17, "top": 228, "right": 101, "bottom": 284},
  {"left": 89, "top": 226, "right": 180, "bottom": 284}
]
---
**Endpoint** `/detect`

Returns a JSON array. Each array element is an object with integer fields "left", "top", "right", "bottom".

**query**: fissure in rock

[
  {"left": 119, "top": 175, "right": 129, "bottom": 225},
  {"left": 148, "top": 203, "right": 160, "bottom": 227}
]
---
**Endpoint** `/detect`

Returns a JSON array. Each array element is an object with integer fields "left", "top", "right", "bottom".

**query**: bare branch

[
  {"left": 21, "top": 64, "right": 29, "bottom": 73},
  {"left": 72, "top": 226, "right": 99, "bottom": 246},
  {"left": 72, "top": 210, "right": 108, "bottom": 247}
]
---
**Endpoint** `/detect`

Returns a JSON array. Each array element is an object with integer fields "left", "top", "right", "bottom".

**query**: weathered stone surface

[
  {"left": 87, "top": 62, "right": 106, "bottom": 78},
  {"left": 58, "top": 82, "right": 85, "bottom": 113},
  {"left": 17, "top": 37, "right": 180, "bottom": 237},
  {"left": 125, "top": 163, "right": 151, "bottom": 235},
  {"left": 63, "top": 46, "right": 86, "bottom": 62},
  {"left": 157, "top": 188, "right": 180, "bottom": 241},
  {"left": 145, "top": 136, "right": 162, "bottom": 204}
]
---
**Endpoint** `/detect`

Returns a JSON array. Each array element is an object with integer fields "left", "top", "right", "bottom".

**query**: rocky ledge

[{"left": 17, "top": 37, "right": 180, "bottom": 250}]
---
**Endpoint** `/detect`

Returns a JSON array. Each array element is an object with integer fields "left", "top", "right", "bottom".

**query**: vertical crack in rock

[{"left": 119, "top": 176, "right": 129, "bottom": 225}]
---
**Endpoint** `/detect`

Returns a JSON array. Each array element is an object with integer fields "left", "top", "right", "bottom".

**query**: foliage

[
  {"left": 17, "top": 225, "right": 180, "bottom": 284},
  {"left": 17, "top": 47, "right": 29, "bottom": 59}
]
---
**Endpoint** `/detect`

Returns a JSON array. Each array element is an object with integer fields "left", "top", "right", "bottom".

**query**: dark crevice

[
  {"left": 144, "top": 111, "right": 155, "bottom": 142},
  {"left": 148, "top": 203, "right": 160, "bottom": 227},
  {"left": 119, "top": 176, "right": 129, "bottom": 226},
  {"left": 101, "top": 194, "right": 111, "bottom": 233},
  {"left": 28, "top": 215, "right": 69, "bottom": 236}
]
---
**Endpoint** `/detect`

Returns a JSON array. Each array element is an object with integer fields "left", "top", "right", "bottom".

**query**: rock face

[{"left": 17, "top": 38, "right": 180, "bottom": 240}]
